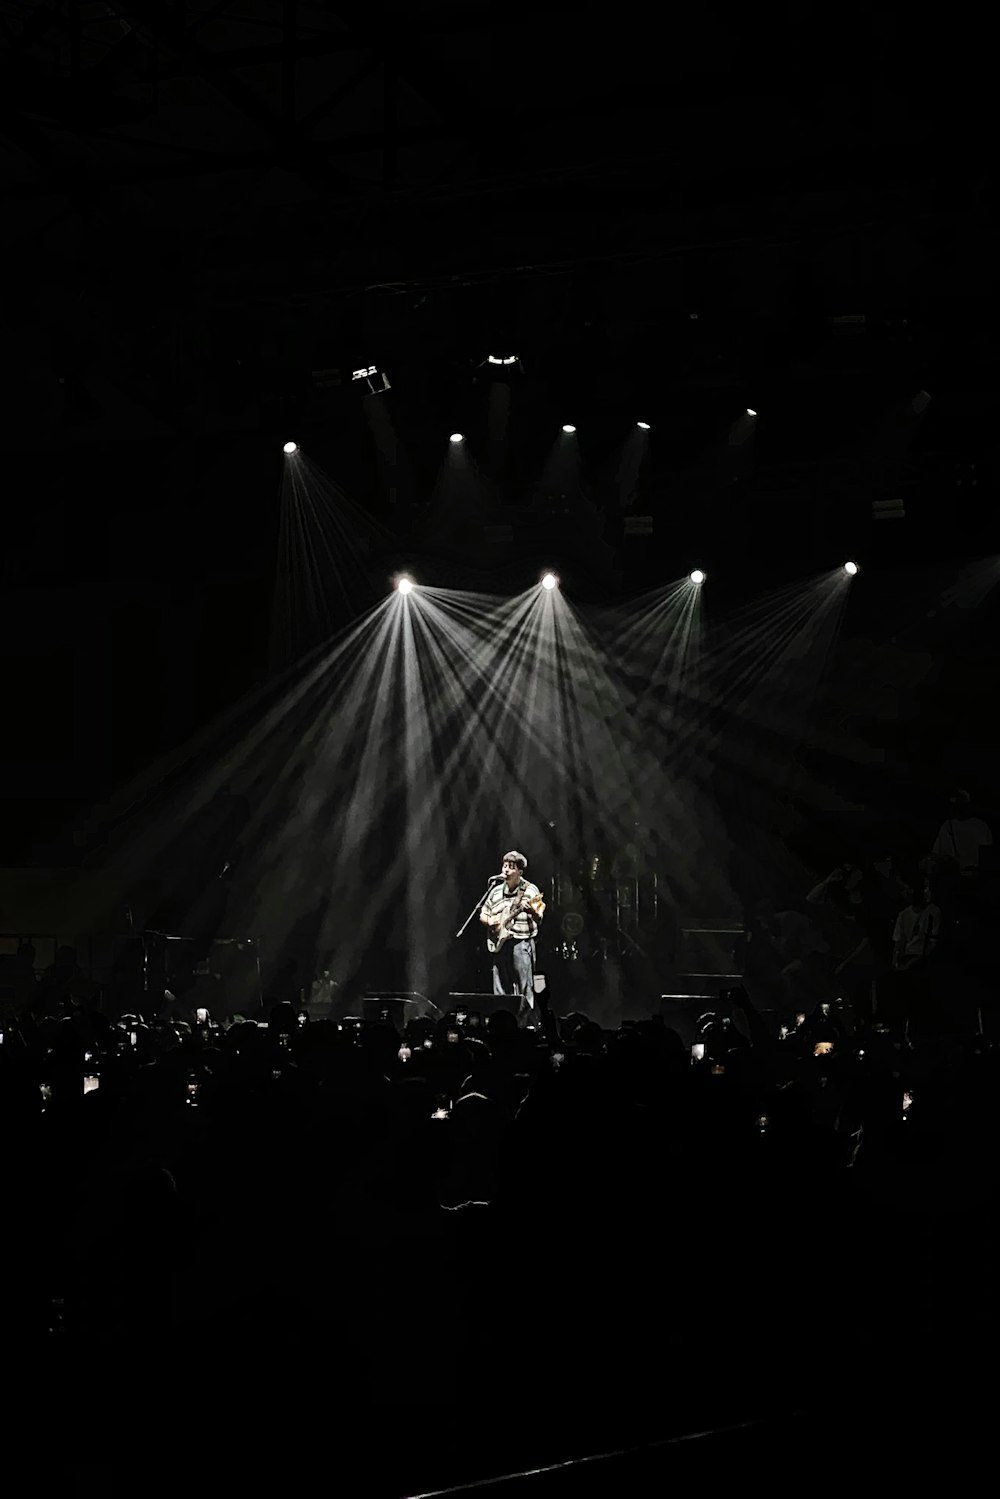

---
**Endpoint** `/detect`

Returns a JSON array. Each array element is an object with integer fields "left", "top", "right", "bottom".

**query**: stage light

[
  {"left": 746, "top": 408, "right": 757, "bottom": 418},
  {"left": 450, "top": 432, "right": 464, "bottom": 444},
  {"left": 477, "top": 354, "right": 523, "bottom": 384},
  {"left": 541, "top": 572, "right": 558, "bottom": 590},
  {"left": 352, "top": 365, "right": 391, "bottom": 395},
  {"left": 561, "top": 424, "right": 576, "bottom": 434},
  {"left": 283, "top": 441, "right": 298, "bottom": 454},
  {"left": 397, "top": 576, "right": 414, "bottom": 595},
  {"left": 843, "top": 560, "right": 859, "bottom": 576},
  {"left": 689, "top": 569, "right": 706, "bottom": 584},
  {"left": 637, "top": 421, "right": 651, "bottom": 430}
]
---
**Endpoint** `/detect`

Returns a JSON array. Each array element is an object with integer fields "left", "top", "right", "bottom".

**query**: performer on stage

[{"left": 480, "top": 850, "right": 546, "bottom": 1027}]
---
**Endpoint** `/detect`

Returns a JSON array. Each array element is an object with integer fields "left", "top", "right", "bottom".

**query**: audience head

[
  {"left": 406, "top": 1016, "right": 436, "bottom": 1048},
  {"left": 572, "top": 1019, "right": 605, "bottom": 1055},
  {"left": 486, "top": 1009, "right": 519, "bottom": 1042},
  {"left": 267, "top": 999, "right": 297, "bottom": 1035}
]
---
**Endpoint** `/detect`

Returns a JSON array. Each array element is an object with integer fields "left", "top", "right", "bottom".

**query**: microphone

[{"left": 488, "top": 873, "right": 505, "bottom": 883}]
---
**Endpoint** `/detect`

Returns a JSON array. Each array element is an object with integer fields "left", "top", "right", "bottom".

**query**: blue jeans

[{"left": 492, "top": 937, "right": 535, "bottom": 1005}]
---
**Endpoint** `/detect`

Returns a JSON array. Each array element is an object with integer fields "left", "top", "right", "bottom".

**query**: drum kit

[
  {"left": 105, "top": 928, "right": 263, "bottom": 1016},
  {"left": 550, "top": 839, "right": 662, "bottom": 965}
]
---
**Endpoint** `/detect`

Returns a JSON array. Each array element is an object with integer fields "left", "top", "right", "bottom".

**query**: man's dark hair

[{"left": 502, "top": 850, "right": 527, "bottom": 870}]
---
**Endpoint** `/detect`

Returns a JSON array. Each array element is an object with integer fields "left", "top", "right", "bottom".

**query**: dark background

[{"left": 1, "top": 2, "right": 998, "bottom": 865}]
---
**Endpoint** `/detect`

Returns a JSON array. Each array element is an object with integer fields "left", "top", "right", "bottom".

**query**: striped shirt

[{"left": 482, "top": 878, "right": 545, "bottom": 941}]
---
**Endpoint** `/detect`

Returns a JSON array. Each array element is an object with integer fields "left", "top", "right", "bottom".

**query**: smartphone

[
  {"left": 423, "top": 1038, "right": 433, "bottom": 1049},
  {"left": 757, "top": 1113, "right": 770, "bottom": 1133},
  {"left": 710, "top": 1063, "right": 725, "bottom": 1076},
  {"left": 398, "top": 1043, "right": 412, "bottom": 1063},
  {"left": 551, "top": 1051, "right": 565, "bottom": 1071},
  {"left": 902, "top": 1090, "right": 913, "bottom": 1118},
  {"left": 279, "top": 1032, "right": 290, "bottom": 1050},
  {"left": 271, "top": 1069, "right": 282, "bottom": 1081},
  {"left": 431, "top": 1096, "right": 451, "bottom": 1120},
  {"left": 196, "top": 1007, "right": 210, "bottom": 1025},
  {"left": 813, "top": 1041, "right": 834, "bottom": 1057},
  {"left": 83, "top": 1074, "right": 100, "bottom": 1095},
  {"left": 39, "top": 1082, "right": 52, "bottom": 1103},
  {"left": 455, "top": 1010, "right": 468, "bottom": 1027},
  {"left": 130, "top": 1029, "right": 139, "bottom": 1047},
  {"left": 446, "top": 1029, "right": 460, "bottom": 1044},
  {"left": 691, "top": 1042, "right": 706, "bottom": 1063},
  {"left": 297, "top": 1011, "right": 308, "bottom": 1028},
  {"left": 187, "top": 1079, "right": 200, "bottom": 1104}
]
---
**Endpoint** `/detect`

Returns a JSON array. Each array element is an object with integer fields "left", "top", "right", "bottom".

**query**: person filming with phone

[{"left": 480, "top": 850, "right": 545, "bottom": 1028}]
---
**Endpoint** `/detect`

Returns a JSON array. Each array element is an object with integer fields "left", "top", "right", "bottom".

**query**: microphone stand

[{"left": 456, "top": 879, "right": 502, "bottom": 939}]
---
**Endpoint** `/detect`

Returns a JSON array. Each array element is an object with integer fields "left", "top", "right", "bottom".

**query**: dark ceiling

[
  {"left": 2, "top": 3, "right": 997, "bottom": 463},
  {"left": 2, "top": 4, "right": 998, "bottom": 858}
]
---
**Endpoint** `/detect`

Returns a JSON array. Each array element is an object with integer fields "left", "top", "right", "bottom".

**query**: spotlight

[
  {"left": 637, "top": 421, "right": 651, "bottom": 430},
  {"left": 477, "top": 354, "right": 523, "bottom": 385},
  {"left": 397, "top": 576, "right": 414, "bottom": 595},
  {"left": 561, "top": 424, "right": 576, "bottom": 434},
  {"left": 449, "top": 432, "right": 464, "bottom": 444},
  {"left": 689, "top": 569, "right": 706, "bottom": 585},
  {"left": 351, "top": 365, "right": 391, "bottom": 395},
  {"left": 843, "top": 560, "right": 859, "bottom": 576},
  {"left": 283, "top": 441, "right": 298, "bottom": 454},
  {"left": 746, "top": 408, "right": 757, "bottom": 418},
  {"left": 541, "top": 572, "right": 558, "bottom": 591}
]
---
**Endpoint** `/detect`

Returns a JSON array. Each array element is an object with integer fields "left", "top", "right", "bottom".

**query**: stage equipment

[
  {"left": 106, "top": 931, "right": 262, "bottom": 1017},
  {"left": 363, "top": 991, "right": 436, "bottom": 1028}
]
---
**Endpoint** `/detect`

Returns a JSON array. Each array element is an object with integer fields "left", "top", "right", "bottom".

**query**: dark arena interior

[{"left": 1, "top": 4, "right": 998, "bottom": 1490}]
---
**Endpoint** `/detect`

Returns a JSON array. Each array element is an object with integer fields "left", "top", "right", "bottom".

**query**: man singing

[{"left": 480, "top": 850, "right": 546, "bottom": 1027}]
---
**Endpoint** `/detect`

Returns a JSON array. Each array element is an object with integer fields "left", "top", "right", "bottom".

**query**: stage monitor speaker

[
  {"left": 363, "top": 998, "right": 407, "bottom": 1030},
  {"left": 676, "top": 918, "right": 742, "bottom": 996},
  {"left": 363, "top": 991, "right": 434, "bottom": 1030},
  {"left": 446, "top": 991, "right": 519, "bottom": 1018}
]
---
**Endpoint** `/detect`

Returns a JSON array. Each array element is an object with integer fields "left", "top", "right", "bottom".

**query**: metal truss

[
  {"left": 2, "top": 4, "right": 997, "bottom": 335},
  {"left": 0, "top": 0, "right": 603, "bottom": 203},
  {"left": 0, "top": 4, "right": 971, "bottom": 215}
]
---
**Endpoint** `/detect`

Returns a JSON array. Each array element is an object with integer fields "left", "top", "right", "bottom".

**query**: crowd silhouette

[{"left": 0, "top": 791, "right": 996, "bottom": 1489}]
